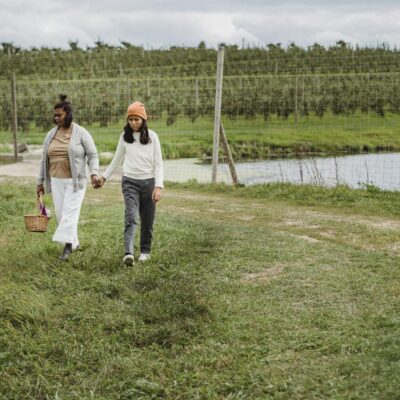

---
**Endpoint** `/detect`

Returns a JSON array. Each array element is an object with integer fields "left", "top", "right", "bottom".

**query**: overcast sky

[{"left": 1, "top": 0, "right": 400, "bottom": 49}]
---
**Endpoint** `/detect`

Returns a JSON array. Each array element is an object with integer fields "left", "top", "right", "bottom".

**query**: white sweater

[{"left": 102, "top": 130, "right": 164, "bottom": 188}]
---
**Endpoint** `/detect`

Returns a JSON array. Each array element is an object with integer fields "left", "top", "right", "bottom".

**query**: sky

[{"left": 1, "top": 0, "right": 400, "bottom": 49}]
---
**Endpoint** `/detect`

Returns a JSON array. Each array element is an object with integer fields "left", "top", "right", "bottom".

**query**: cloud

[{"left": 0, "top": 0, "right": 399, "bottom": 49}]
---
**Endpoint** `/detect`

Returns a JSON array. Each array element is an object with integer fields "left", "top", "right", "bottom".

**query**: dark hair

[
  {"left": 54, "top": 94, "right": 73, "bottom": 128},
  {"left": 123, "top": 118, "right": 151, "bottom": 145}
]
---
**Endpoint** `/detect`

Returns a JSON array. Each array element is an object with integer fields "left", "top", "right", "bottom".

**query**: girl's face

[
  {"left": 128, "top": 115, "right": 143, "bottom": 132},
  {"left": 54, "top": 108, "right": 67, "bottom": 127}
]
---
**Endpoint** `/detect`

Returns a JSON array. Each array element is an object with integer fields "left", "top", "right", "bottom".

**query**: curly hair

[{"left": 54, "top": 94, "right": 73, "bottom": 128}]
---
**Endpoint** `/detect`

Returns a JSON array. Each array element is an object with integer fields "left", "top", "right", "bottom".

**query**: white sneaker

[
  {"left": 123, "top": 254, "right": 134, "bottom": 266},
  {"left": 138, "top": 253, "right": 151, "bottom": 262}
]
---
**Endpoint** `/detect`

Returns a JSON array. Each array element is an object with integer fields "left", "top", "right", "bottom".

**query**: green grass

[
  {"left": 167, "top": 180, "right": 400, "bottom": 218},
  {"left": 1, "top": 180, "right": 400, "bottom": 398},
  {"left": 1, "top": 112, "right": 400, "bottom": 160}
]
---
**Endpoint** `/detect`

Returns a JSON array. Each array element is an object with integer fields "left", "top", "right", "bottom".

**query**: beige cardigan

[{"left": 37, "top": 122, "right": 99, "bottom": 193}]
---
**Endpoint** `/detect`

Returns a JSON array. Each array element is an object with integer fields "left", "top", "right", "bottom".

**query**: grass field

[
  {"left": 0, "top": 179, "right": 399, "bottom": 398},
  {"left": 1, "top": 112, "right": 400, "bottom": 160}
]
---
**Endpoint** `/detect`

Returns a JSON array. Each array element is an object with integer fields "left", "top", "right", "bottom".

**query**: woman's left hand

[
  {"left": 152, "top": 187, "right": 162, "bottom": 203},
  {"left": 91, "top": 174, "right": 99, "bottom": 188}
]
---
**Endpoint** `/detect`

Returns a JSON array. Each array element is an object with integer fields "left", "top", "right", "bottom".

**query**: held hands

[
  {"left": 93, "top": 176, "right": 106, "bottom": 189},
  {"left": 91, "top": 175, "right": 100, "bottom": 189},
  {"left": 97, "top": 176, "right": 106, "bottom": 188},
  {"left": 152, "top": 187, "right": 162, "bottom": 203}
]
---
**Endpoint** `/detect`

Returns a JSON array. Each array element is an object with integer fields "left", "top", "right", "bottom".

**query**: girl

[{"left": 99, "top": 101, "right": 163, "bottom": 265}]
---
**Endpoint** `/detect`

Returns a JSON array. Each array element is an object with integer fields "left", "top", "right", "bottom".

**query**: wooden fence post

[
  {"left": 212, "top": 44, "right": 225, "bottom": 183},
  {"left": 220, "top": 122, "right": 239, "bottom": 185},
  {"left": 11, "top": 73, "right": 18, "bottom": 162}
]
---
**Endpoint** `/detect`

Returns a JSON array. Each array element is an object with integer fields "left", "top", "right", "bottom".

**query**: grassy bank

[
  {"left": 1, "top": 112, "right": 400, "bottom": 159},
  {"left": 1, "top": 181, "right": 399, "bottom": 398}
]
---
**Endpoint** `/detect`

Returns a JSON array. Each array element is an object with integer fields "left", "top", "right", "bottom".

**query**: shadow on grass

[{"left": 1, "top": 183, "right": 227, "bottom": 354}]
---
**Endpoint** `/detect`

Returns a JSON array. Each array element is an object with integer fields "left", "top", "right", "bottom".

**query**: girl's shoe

[
  {"left": 138, "top": 253, "right": 150, "bottom": 262},
  {"left": 123, "top": 254, "right": 134, "bottom": 266}
]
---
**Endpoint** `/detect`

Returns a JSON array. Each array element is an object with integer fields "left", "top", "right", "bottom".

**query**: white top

[{"left": 102, "top": 130, "right": 164, "bottom": 188}]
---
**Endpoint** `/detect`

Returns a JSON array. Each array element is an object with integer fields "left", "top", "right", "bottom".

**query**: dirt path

[
  {"left": 158, "top": 189, "right": 400, "bottom": 255},
  {"left": 3, "top": 157, "right": 400, "bottom": 256},
  {"left": 0, "top": 150, "right": 223, "bottom": 183},
  {"left": 84, "top": 184, "right": 400, "bottom": 257}
]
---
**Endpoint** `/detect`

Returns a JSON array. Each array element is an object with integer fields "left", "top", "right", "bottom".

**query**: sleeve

[
  {"left": 102, "top": 134, "right": 125, "bottom": 181},
  {"left": 37, "top": 155, "right": 45, "bottom": 185},
  {"left": 36, "top": 130, "right": 52, "bottom": 185},
  {"left": 152, "top": 132, "right": 164, "bottom": 188},
  {"left": 82, "top": 129, "right": 99, "bottom": 176}
]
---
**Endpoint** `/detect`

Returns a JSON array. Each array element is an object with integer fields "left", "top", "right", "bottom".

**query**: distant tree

[
  {"left": 68, "top": 40, "right": 80, "bottom": 51},
  {"left": 313, "top": 96, "right": 326, "bottom": 118},
  {"left": 1, "top": 42, "right": 12, "bottom": 54},
  {"left": 198, "top": 41, "right": 206, "bottom": 49},
  {"left": 94, "top": 38, "right": 113, "bottom": 50},
  {"left": 287, "top": 42, "right": 303, "bottom": 55},
  {"left": 120, "top": 41, "right": 133, "bottom": 49},
  {"left": 335, "top": 40, "right": 348, "bottom": 49},
  {"left": 267, "top": 43, "right": 282, "bottom": 50},
  {"left": 266, "top": 43, "right": 284, "bottom": 54},
  {"left": 308, "top": 43, "right": 326, "bottom": 52},
  {"left": 1, "top": 42, "right": 20, "bottom": 54}
]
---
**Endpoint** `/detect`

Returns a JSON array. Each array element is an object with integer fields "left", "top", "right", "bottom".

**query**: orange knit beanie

[{"left": 126, "top": 101, "right": 147, "bottom": 120}]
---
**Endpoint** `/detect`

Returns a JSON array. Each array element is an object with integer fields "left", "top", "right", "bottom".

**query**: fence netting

[{"left": 1, "top": 55, "right": 400, "bottom": 189}]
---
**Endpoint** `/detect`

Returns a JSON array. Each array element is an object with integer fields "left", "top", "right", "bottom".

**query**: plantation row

[
  {"left": 2, "top": 41, "right": 400, "bottom": 80},
  {"left": 1, "top": 72, "right": 400, "bottom": 131}
]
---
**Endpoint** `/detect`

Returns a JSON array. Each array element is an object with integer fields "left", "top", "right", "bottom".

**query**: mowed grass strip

[
  {"left": 2, "top": 112, "right": 400, "bottom": 159},
  {"left": 0, "top": 181, "right": 399, "bottom": 399}
]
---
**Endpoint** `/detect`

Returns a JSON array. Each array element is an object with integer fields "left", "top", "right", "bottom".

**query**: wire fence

[{"left": 1, "top": 61, "right": 400, "bottom": 189}]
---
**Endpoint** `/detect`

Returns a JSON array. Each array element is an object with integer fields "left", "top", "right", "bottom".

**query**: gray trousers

[{"left": 121, "top": 176, "right": 156, "bottom": 255}]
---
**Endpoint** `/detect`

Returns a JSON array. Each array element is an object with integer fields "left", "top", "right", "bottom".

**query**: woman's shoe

[{"left": 59, "top": 243, "right": 72, "bottom": 261}]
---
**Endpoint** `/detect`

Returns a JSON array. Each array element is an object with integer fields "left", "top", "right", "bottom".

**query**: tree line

[
  {"left": 1, "top": 41, "right": 400, "bottom": 131},
  {"left": 1, "top": 40, "right": 400, "bottom": 80}
]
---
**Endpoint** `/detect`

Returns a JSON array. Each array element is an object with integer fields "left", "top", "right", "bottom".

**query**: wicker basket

[
  {"left": 24, "top": 195, "right": 50, "bottom": 233},
  {"left": 24, "top": 214, "right": 50, "bottom": 232}
]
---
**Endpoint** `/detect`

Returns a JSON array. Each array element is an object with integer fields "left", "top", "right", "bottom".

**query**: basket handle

[{"left": 37, "top": 194, "right": 46, "bottom": 216}]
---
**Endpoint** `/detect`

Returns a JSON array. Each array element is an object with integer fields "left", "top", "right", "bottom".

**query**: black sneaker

[{"left": 59, "top": 243, "right": 72, "bottom": 262}]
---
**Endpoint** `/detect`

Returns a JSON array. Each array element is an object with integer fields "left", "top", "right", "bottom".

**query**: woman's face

[
  {"left": 128, "top": 115, "right": 143, "bottom": 132},
  {"left": 54, "top": 108, "right": 67, "bottom": 127}
]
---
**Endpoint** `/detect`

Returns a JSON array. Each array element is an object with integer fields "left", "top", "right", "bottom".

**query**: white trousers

[{"left": 51, "top": 178, "right": 86, "bottom": 248}]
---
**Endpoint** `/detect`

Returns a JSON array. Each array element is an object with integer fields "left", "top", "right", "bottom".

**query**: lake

[{"left": 163, "top": 152, "right": 400, "bottom": 190}]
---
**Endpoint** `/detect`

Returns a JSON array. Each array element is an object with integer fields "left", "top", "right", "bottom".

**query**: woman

[
  {"left": 99, "top": 101, "right": 163, "bottom": 265},
  {"left": 36, "top": 94, "right": 99, "bottom": 261}
]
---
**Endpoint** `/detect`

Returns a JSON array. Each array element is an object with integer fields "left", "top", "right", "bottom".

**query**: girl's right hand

[
  {"left": 98, "top": 176, "right": 106, "bottom": 188},
  {"left": 36, "top": 184, "right": 44, "bottom": 197}
]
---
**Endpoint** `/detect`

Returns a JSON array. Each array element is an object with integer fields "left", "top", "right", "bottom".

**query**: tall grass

[{"left": 1, "top": 181, "right": 399, "bottom": 398}]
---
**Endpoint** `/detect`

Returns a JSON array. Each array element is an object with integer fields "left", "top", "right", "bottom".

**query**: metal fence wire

[{"left": 1, "top": 57, "right": 400, "bottom": 189}]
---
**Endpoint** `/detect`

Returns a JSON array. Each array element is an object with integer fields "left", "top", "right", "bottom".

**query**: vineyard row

[{"left": 1, "top": 73, "right": 399, "bottom": 131}]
